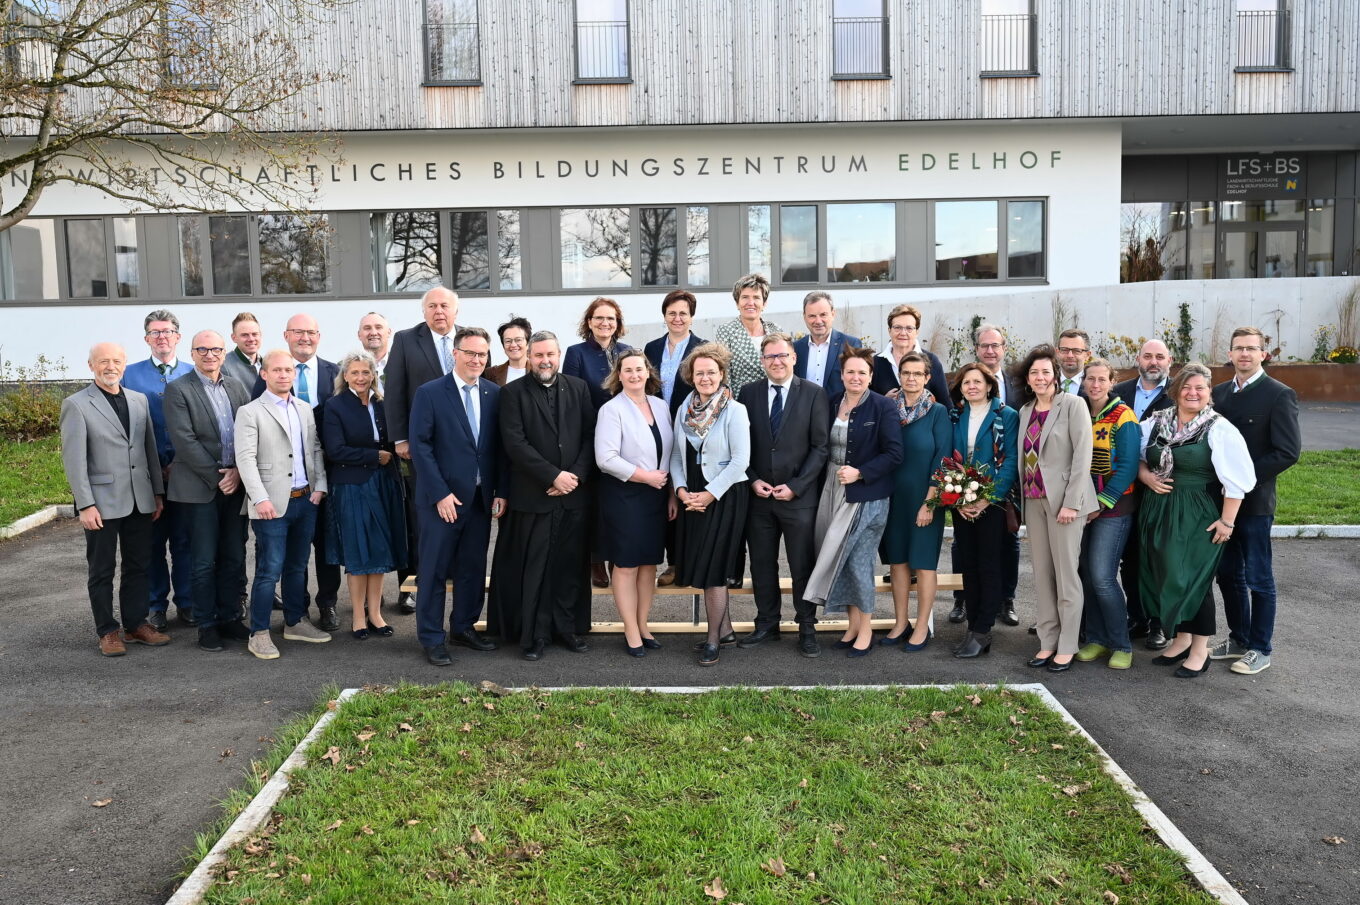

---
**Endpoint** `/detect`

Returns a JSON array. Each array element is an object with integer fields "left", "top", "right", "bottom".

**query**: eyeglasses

[
  {"left": 1231, "top": 345, "right": 1263, "bottom": 353},
  {"left": 1057, "top": 347, "right": 1088, "bottom": 355},
  {"left": 890, "top": 325, "right": 918, "bottom": 333},
  {"left": 977, "top": 342, "right": 1004, "bottom": 351},
  {"left": 900, "top": 370, "right": 927, "bottom": 379},
  {"left": 286, "top": 329, "right": 320, "bottom": 338},
  {"left": 192, "top": 347, "right": 225, "bottom": 356},
  {"left": 457, "top": 349, "right": 489, "bottom": 360},
  {"left": 590, "top": 316, "right": 618, "bottom": 324},
  {"left": 761, "top": 352, "right": 791, "bottom": 362},
  {"left": 146, "top": 330, "right": 179, "bottom": 338},
  {"left": 665, "top": 311, "right": 690, "bottom": 319}
]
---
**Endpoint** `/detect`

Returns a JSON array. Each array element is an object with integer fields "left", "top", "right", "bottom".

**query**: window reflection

[
  {"left": 1306, "top": 199, "right": 1333, "bottom": 277},
  {"left": 1120, "top": 202, "right": 1187, "bottom": 281},
  {"left": 780, "top": 204, "right": 817, "bottom": 283},
  {"left": 561, "top": 207, "right": 631, "bottom": 288},
  {"left": 113, "top": 218, "right": 140, "bottom": 298},
  {"left": 827, "top": 202, "right": 894, "bottom": 282},
  {"left": 179, "top": 217, "right": 204, "bottom": 296},
  {"left": 371, "top": 211, "right": 442, "bottom": 293},
  {"left": 639, "top": 207, "right": 678, "bottom": 286},
  {"left": 1006, "top": 200, "right": 1044, "bottom": 278},
  {"left": 449, "top": 211, "right": 490, "bottom": 289},
  {"left": 934, "top": 201, "right": 998, "bottom": 280},
  {"left": 747, "top": 205, "right": 771, "bottom": 277},
  {"left": 65, "top": 220, "right": 108, "bottom": 299},
  {"left": 258, "top": 214, "right": 329, "bottom": 295},
  {"left": 498, "top": 210, "right": 522, "bottom": 290},
  {"left": 686, "top": 206, "right": 710, "bottom": 287},
  {"left": 5, "top": 218, "right": 59, "bottom": 300},
  {"left": 209, "top": 215, "right": 251, "bottom": 295}
]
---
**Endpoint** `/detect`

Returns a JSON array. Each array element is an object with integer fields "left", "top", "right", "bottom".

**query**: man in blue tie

[
  {"left": 408, "top": 327, "right": 505, "bottom": 667},
  {"left": 122, "top": 309, "right": 194, "bottom": 632}
]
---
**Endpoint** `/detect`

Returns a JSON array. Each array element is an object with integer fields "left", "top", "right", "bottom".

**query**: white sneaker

[
  {"left": 283, "top": 618, "right": 333, "bottom": 643},
  {"left": 248, "top": 631, "right": 280, "bottom": 660}
]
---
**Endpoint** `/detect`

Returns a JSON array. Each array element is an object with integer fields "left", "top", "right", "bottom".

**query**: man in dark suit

[
  {"left": 222, "top": 312, "right": 263, "bottom": 389},
  {"left": 408, "top": 327, "right": 505, "bottom": 667},
  {"left": 60, "top": 343, "right": 171, "bottom": 656},
  {"left": 737, "top": 332, "right": 830, "bottom": 657},
  {"left": 793, "top": 290, "right": 862, "bottom": 398},
  {"left": 385, "top": 286, "right": 460, "bottom": 613},
  {"left": 164, "top": 331, "right": 252, "bottom": 652},
  {"left": 489, "top": 331, "right": 596, "bottom": 661},
  {"left": 1209, "top": 327, "right": 1301, "bottom": 677},
  {"left": 251, "top": 313, "right": 340, "bottom": 629},
  {"left": 1112, "top": 339, "right": 1175, "bottom": 649}
]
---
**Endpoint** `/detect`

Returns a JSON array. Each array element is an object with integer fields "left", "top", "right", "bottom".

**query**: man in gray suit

[
  {"left": 60, "top": 343, "right": 172, "bottom": 657},
  {"left": 222, "top": 312, "right": 264, "bottom": 389},
  {"left": 164, "top": 330, "right": 252, "bottom": 652},
  {"left": 235, "top": 349, "right": 332, "bottom": 659}
]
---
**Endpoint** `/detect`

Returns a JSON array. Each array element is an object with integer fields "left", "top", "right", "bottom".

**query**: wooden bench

[{"left": 399, "top": 573, "right": 964, "bottom": 633}]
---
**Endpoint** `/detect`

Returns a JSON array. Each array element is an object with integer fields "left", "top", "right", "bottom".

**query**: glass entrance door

[{"left": 1220, "top": 225, "right": 1301, "bottom": 278}]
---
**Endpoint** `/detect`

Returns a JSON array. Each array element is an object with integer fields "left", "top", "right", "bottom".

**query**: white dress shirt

[{"left": 805, "top": 337, "right": 831, "bottom": 387}]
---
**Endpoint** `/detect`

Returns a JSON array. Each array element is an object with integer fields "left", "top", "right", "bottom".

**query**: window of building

[
  {"left": 686, "top": 206, "right": 711, "bottom": 287},
  {"left": 827, "top": 202, "right": 895, "bottom": 282},
  {"left": 638, "top": 207, "right": 678, "bottom": 286},
  {"left": 1186, "top": 202, "right": 1216, "bottom": 279},
  {"left": 1120, "top": 202, "right": 1189, "bottom": 281},
  {"left": 448, "top": 211, "right": 491, "bottom": 289},
  {"left": 258, "top": 214, "right": 330, "bottom": 294},
  {"left": 574, "top": 0, "right": 629, "bottom": 82},
  {"left": 832, "top": 0, "right": 889, "bottom": 79},
  {"left": 371, "top": 211, "right": 442, "bottom": 293},
  {"left": 112, "top": 217, "right": 140, "bottom": 298},
  {"left": 497, "top": 210, "right": 522, "bottom": 290},
  {"left": 424, "top": 0, "right": 481, "bottom": 85},
  {"left": 934, "top": 200, "right": 998, "bottom": 280},
  {"left": 561, "top": 207, "right": 631, "bottom": 288},
  {"left": 64, "top": 219, "right": 109, "bottom": 298},
  {"left": 1006, "top": 200, "right": 1045, "bottom": 278},
  {"left": 0, "top": 218, "right": 59, "bottom": 300},
  {"left": 1235, "top": 0, "right": 1290, "bottom": 71},
  {"left": 779, "top": 205, "right": 818, "bottom": 283},
  {"left": 209, "top": 215, "right": 251, "bottom": 295},
  {"left": 161, "top": 2, "right": 218, "bottom": 89},
  {"left": 747, "top": 205, "right": 772, "bottom": 277},
  {"left": 1306, "top": 199, "right": 1334, "bottom": 277},
  {"left": 980, "top": 0, "right": 1036, "bottom": 76},
  {"left": 178, "top": 217, "right": 204, "bottom": 296}
]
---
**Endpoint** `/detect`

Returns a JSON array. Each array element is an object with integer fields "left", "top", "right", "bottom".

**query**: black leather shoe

[
  {"left": 641, "top": 637, "right": 662, "bottom": 650},
  {"left": 625, "top": 642, "right": 646, "bottom": 658},
  {"left": 397, "top": 591, "right": 417, "bottom": 615},
  {"left": 449, "top": 629, "right": 497, "bottom": 651},
  {"left": 147, "top": 610, "right": 168, "bottom": 632},
  {"left": 560, "top": 633, "right": 590, "bottom": 653},
  {"left": 178, "top": 607, "right": 199, "bottom": 627},
  {"left": 798, "top": 632, "right": 821, "bottom": 658},
  {"left": 737, "top": 627, "right": 781, "bottom": 648},
  {"left": 1151, "top": 648, "right": 1190, "bottom": 665},
  {"left": 198, "top": 627, "right": 224, "bottom": 652},
  {"left": 523, "top": 640, "right": 547, "bottom": 661},
  {"left": 694, "top": 633, "right": 737, "bottom": 651},
  {"left": 698, "top": 643, "right": 720, "bottom": 666},
  {"left": 367, "top": 620, "right": 395, "bottom": 637},
  {"left": 425, "top": 644, "right": 452, "bottom": 667},
  {"left": 219, "top": 620, "right": 251, "bottom": 642},
  {"left": 1027, "top": 655, "right": 1053, "bottom": 668},
  {"left": 1047, "top": 657, "right": 1074, "bottom": 673},
  {"left": 1127, "top": 621, "right": 1150, "bottom": 640},
  {"left": 1174, "top": 660, "right": 1211, "bottom": 678},
  {"left": 953, "top": 631, "right": 992, "bottom": 659},
  {"left": 948, "top": 600, "right": 966, "bottom": 624},
  {"left": 1145, "top": 627, "right": 1169, "bottom": 650},
  {"left": 317, "top": 605, "right": 339, "bottom": 632},
  {"left": 1000, "top": 600, "right": 1020, "bottom": 626}
]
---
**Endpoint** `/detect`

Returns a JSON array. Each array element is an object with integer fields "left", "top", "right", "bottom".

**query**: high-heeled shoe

[
  {"left": 901, "top": 634, "right": 931, "bottom": 652},
  {"left": 1151, "top": 649, "right": 1191, "bottom": 665},
  {"left": 953, "top": 631, "right": 992, "bottom": 659},
  {"left": 641, "top": 636, "right": 662, "bottom": 650},
  {"left": 625, "top": 642, "right": 646, "bottom": 658},
  {"left": 367, "top": 620, "right": 394, "bottom": 637},
  {"left": 351, "top": 628, "right": 370, "bottom": 640},
  {"left": 846, "top": 644, "right": 872, "bottom": 658},
  {"left": 833, "top": 638, "right": 854, "bottom": 650},
  {"left": 878, "top": 632, "right": 905, "bottom": 646},
  {"left": 1174, "top": 659, "right": 1211, "bottom": 678}
]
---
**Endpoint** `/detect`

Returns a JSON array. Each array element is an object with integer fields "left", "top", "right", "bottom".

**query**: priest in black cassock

[{"left": 487, "top": 331, "right": 597, "bottom": 660}]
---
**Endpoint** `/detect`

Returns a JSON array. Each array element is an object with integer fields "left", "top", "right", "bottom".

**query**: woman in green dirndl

[{"left": 1136, "top": 363, "right": 1255, "bottom": 678}]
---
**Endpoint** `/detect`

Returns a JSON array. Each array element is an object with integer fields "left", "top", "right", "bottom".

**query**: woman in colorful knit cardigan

[{"left": 1075, "top": 357, "right": 1142, "bottom": 670}]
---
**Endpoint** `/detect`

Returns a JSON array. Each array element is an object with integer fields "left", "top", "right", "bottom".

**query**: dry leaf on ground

[
  {"left": 704, "top": 876, "right": 727, "bottom": 900},
  {"left": 320, "top": 746, "right": 341, "bottom": 766},
  {"left": 398, "top": 722, "right": 414, "bottom": 732},
  {"left": 1323, "top": 836, "right": 1346, "bottom": 845},
  {"left": 91, "top": 798, "right": 112, "bottom": 808},
  {"left": 324, "top": 819, "right": 343, "bottom": 831},
  {"left": 967, "top": 694, "right": 983, "bottom": 706},
  {"left": 470, "top": 826, "right": 487, "bottom": 844},
  {"left": 761, "top": 857, "right": 787, "bottom": 877},
  {"left": 355, "top": 730, "right": 376, "bottom": 742},
  {"left": 1102, "top": 892, "right": 1120, "bottom": 904}
]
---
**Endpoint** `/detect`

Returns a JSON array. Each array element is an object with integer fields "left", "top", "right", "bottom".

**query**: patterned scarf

[
  {"left": 890, "top": 388, "right": 935, "bottom": 426},
  {"left": 684, "top": 385, "right": 733, "bottom": 443},
  {"left": 1147, "top": 405, "right": 1219, "bottom": 479}
]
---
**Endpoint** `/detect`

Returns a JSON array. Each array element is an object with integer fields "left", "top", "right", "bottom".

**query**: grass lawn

[
  {"left": 199, "top": 684, "right": 1217, "bottom": 905},
  {"left": 0, "top": 435, "right": 69, "bottom": 526},
  {"left": 1275, "top": 449, "right": 1360, "bottom": 525}
]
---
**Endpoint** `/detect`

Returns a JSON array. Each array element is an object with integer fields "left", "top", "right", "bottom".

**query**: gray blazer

[
  {"left": 221, "top": 349, "right": 260, "bottom": 392},
  {"left": 234, "top": 392, "right": 328, "bottom": 519},
  {"left": 59, "top": 384, "right": 163, "bottom": 519},
  {"left": 669, "top": 395, "right": 750, "bottom": 501},
  {"left": 1017, "top": 391, "right": 1099, "bottom": 516},
  {"left": 164, "top": 370, "right": 252, "bottom": 504},
  {"left": 595, "top": 393, "right": 674, "bottom": 481}
]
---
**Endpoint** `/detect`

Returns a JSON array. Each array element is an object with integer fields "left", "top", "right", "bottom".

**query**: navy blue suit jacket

[
  {"left": 871, "top": 350, "right": 951, "bottom": 409},
  {"left": 563, "top": 339, "right": 632, "bottom": 411},
  {"left": 793, "top": 330, "right": 862, "bottom": 398},
  {"left": 826, "top": 390, "right": 903, "bottom": 503},
  {"left": 644, "top": 333, "right": 705, "bottom": 419},
  {"left": 321, "top": 390, "right": 394, "bottom": 485},
  {"left": 408, "top": 375, "right": 502, "bottom": 513}
]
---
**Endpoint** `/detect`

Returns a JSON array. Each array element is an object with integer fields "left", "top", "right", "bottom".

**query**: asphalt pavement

[
  {"left": 1298, "top": 402, "right": 1359, "bottom": 451},
  {"left": 0, "top": 518, "right": 1356, "bottom": 905}
]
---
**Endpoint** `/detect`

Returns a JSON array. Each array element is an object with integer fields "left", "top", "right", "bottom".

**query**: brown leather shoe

[
  {"left": 99, "top": 631, "right": 127, "bottom": 657},
  {"left": 591, "top": 562, "right": 610, "bottom": 589},
  {"left": 124, "top": 623, "right": 171, "bottom": 646},
  {"left": 656, "top": 567, "right": 676, "bottom": 587}
]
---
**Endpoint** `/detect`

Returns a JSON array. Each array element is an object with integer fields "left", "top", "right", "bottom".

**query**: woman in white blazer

[
  {"left": 669, "top": 343, "right": 751, "bottom": 666},
  {"left": 595, "top": 350, "right": 676, "bottom": 657},
  {"left": 1014, "top": 345, "right": 1099, "bottom": 672}
]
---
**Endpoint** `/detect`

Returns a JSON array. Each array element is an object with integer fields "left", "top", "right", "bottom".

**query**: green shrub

[{"left": 0, "top": 384, "right": 64, "bottom": 441}]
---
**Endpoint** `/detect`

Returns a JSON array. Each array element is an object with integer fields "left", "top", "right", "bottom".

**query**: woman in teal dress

[
  {"left": 879, "top": 352, "right": 952, "bottom": 650},
  {"left": 1137, "top": 363, "right": 1255, "bottom": 679}
]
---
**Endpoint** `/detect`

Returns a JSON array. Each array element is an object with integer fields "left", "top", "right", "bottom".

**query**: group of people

[{"left": 60, "top": 276, "right": 1300, "bottom": 678}]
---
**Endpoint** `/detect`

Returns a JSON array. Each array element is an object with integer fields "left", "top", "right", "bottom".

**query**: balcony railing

[
  {"left": 980, "top": 13, "right": 1036, "bottom": 76},
  {"left": 1236, "top": 9, "right": 1290, "bottom": 71},
  {"left": 575, "top": 19, "right": 629, "bottom": 81},
  {"left": 832, "top": 16, "right": 889, "bottom": 78},
  {"left": 424, "top": 22, "right": 481, "bottom": 84}
]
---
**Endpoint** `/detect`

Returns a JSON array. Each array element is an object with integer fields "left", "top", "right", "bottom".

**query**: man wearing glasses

[
  {"left": 794, "top": 291, "right": 861, "bottom": 398},
  {"left": 164, "top": 331, "right": 252, "bottom": 652},
  {"left": 123, "top": 310, "right": 195, "bottom": 632},
  {"left": 1209, "top": 326, "right": 1300, "bottom": 676},
  {"left": 1055, "top": 329, "right": 1090, "bottom": 396}
]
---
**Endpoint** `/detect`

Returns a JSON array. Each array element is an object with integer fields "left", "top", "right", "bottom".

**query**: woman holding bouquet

[
  {"left": 878, "top": 353, "right": 952, "bottom": 651},
  {"left": 804, "top": 347, "right": 903, "bottom": 657},
  {"left": 1015, "top": 345, "right": 1098, "bottom": 673},
  {"left": 1137, "top": 363, "right": 1254, "bottom": 678},
  {"left": 947, "top": 363, "right": 1018, "bottom": 659}
]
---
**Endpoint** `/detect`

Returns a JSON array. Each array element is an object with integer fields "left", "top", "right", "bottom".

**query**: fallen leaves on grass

[
  {"left": 760, "top": 857, "right": 787, "bottom": 877},
  {"left": 1061, "top": 782, "right": 1092, "bottom": 797},
  {"left": 320, "top": 746, "right": 341, "bottom": 766},
  {"left": 479, "top": 680, "right": 510, "bottom": 697},
  {"left": 360, "top": 825, "right": 374, "bottom": 836},
  {"left": 1104, "top": 863, "right": 1133, "bottom": 884},
  {"left": 469, "top": 826, "right": 487, "bottom": 844},
  {"left": 483, "top": 702, "right": 496, "bottom": 711},
  {"left": 703, "top": 876, "right": 727, "bottom": 900},
  {"left": 967, "top": 694, "right": 983, "bottom": 706},
  {"left": 1102, "top": 892, "right": 1120, "bottom": 904},
  {"left": 325, "top": 819, "right": 344, "bottom": 831},
  {"left": 91, "top": 798, "right": 112, "bottom": 808},
  {"left": 355, "top": 730, "right": 377, "bottom": 742},
  {"left": 398, "top": 722, "right": 414, "bottom": 732}
]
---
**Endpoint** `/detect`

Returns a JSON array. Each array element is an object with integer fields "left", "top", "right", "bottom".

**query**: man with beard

[
  {"left": 487, "top": 331, "right": 596, "bottom": 660},
  {"left": 1113, "top": 339, "right": 1175, "bottom": 650}
]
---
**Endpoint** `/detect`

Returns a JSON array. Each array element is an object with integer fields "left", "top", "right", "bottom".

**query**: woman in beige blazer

[{"left": 1014, "top": 345, "right": 1098, "bottom": 672}]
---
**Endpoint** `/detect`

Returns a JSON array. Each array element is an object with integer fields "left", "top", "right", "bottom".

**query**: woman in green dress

[
  {"left": 1137, "top": 363, "right": 1255, "bottom": 678},
  {"left": 879, "top": 352, "right": 952, "bottom": 651}
]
